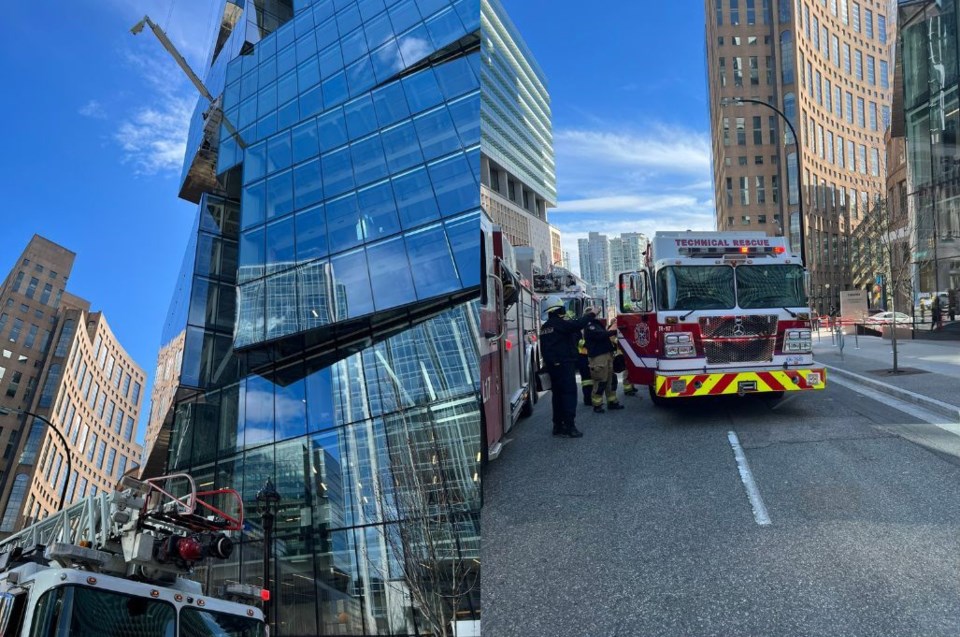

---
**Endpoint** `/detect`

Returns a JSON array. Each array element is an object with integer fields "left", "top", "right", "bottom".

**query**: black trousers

[{"left": 548, "top": 361, "right": 578, "bottom": 432}]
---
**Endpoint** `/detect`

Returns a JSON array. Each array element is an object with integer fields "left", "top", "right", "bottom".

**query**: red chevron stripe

[
  {"left": 759, "top": 371, "right": 786, "bottom": 392},
  {"left": 709, "top": 373, "right": 737, "bottom": 395}
]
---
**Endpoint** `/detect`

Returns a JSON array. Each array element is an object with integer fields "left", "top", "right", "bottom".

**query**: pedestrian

[
  {"left": 932, "top": 295, "right": 942, "bottom": 330},
  {"left": 540, "top": 296, "right": 595, "bottom": 438},
  {"left": 583, "top": 308, "right": 624, "bottom": 413}
]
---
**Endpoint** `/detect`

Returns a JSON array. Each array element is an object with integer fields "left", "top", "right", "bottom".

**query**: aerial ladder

[{"left": 0, "top": 473, "right": 266, "bottom": 636}]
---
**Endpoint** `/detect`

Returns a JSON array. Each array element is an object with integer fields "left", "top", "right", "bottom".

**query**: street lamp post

[
  {"left": 0, "top": 408, "right": 71, "bottom": 511},
  {"left": 256, "top": 478, "right": 281, "bottom": 626},
  {"left": 722, "top": 97, "right": 807, "bottom": 266}
]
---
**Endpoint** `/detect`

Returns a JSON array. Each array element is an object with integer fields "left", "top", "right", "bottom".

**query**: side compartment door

[
  {"left": 616, "top": 270, "right": 657, "bottom": 387},
  {"left": 480, "top": 225, "right": 504, "bottom": 461}
]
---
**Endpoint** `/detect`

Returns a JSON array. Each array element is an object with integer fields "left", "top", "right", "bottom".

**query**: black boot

[
  {"left": 593, "top": 405, "right": 604, "bottom": 413},
  {"left": 608, "top": 402, "right": 625, "bottom": 410},
  {"left": 552, "top": 422, "right": 564, "bottom": 436},
  {"left": 563, "top": 425, "right": 583, "bottom": 438}
]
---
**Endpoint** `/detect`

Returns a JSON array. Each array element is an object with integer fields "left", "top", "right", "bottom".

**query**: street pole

[
  {"left": 256, "top": 478, "right": 281, "bottom": 627},
  {"left": 727, "top": 98, "right": 807, "bottom": 266},
  {"left": 0, "top": 408, "right": 71, "bottom": 511}
]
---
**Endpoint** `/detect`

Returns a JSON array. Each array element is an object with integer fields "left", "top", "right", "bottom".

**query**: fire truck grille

[
  {"left": 699, "top": 315, "right": 779, "bottom": 338},
  {"left": 702, "top": 338, "right": 776, "bottom": 364},
  {"left": 699, "top": 315, "right": 779, "bottom": 364}
]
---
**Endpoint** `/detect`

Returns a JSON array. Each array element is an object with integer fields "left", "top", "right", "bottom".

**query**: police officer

[
  {"left": 540, "top": 296, "right": 595, "bottom": 437},
  {"left": 583, "top": 308, "right": 624, "bottom": 413}
]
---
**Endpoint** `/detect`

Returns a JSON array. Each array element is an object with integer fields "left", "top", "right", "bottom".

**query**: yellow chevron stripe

[{"left": 654, "top": 369, "right": 827, "bottom": 397}]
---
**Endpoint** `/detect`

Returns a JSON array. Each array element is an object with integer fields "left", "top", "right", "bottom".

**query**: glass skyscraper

[{"left": 142, "top": 0, "right": 553, "bottom": 634}]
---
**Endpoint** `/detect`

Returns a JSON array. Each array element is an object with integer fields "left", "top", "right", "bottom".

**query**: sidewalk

[{"left": 813, "top": 331, "right": 960, "bottom": 422}]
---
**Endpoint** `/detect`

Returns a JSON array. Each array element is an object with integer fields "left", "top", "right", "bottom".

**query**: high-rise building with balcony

[
  {"left": 705, "top": 0, "right": 894, "bottom": 312},
  {"left": 0, "top": 236, "right": 145, "bottom": 535},
  {"left": 141, "top": 0, "right": 552, "bottom": 633}
]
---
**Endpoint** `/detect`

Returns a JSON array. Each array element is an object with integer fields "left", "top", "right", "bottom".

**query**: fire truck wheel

[
  {"left": 647, "top": 384, "right": 669, "bottom": 408},
  {"left": 520, "top": 385, "right": 534, "bottom": 418}
]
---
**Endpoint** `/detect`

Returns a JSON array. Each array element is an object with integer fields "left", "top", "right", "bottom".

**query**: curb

[{"left": 820, "top": 363, "right": 960, "bottom": 424}]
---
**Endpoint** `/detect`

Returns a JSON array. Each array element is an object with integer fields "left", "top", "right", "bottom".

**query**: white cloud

[
  {"left": 550, "top": 121, "right": 717, "bottom": 276},
  {"left": 79, "top": 100, "right": 107, "bottom": 119},
  {"left": 114, "top": 95, "right": 194, "bottom": 175}
]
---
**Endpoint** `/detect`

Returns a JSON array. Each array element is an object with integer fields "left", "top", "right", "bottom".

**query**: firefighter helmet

[{"left": 544, "top": 295, "right": 565, "bottom": 314}]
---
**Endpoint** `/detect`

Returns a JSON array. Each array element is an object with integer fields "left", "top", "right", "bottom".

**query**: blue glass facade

[
  {"left": 221, "top": 0, "right": 482, "bottom": 348},
  {"left": 146, "top": 0, "right": 550, "bottom": 633}
]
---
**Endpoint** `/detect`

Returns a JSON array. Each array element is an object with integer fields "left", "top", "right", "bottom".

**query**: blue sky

[{"left": 1, "top": 0, "right": 714, "bottom": 442}]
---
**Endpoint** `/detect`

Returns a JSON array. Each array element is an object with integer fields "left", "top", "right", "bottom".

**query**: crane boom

[{"left": 131, "top": 15, "right": 246, "bottom": 149}]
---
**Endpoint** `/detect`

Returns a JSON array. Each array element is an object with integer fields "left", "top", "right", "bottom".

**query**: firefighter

[
  {"left": 577, "top": 338, "right": 593, "bottom": 406},
  {"left": 540, "top": 296, "right": 595, "bottom": 438},
  {"left": 583, "top": 307, "right": 624, "bottom": 413}
]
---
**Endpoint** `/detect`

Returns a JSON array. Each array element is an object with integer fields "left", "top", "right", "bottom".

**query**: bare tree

[
  {"left": 853, "top": 195, "right": 913, "bottom": 372},
  {"left": 363, "top": 409, "right": 480, "bottom": 637}
]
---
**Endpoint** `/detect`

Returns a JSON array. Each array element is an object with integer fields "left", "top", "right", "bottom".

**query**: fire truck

[
  {"left": 531, "top": 265, "right": 606, "bottom": 320},
  {"left": 481, "top": 215, "right": 541, "bottom": 461},
  {"left": 0, "top": 473, "right": 266, "bottom": 636},
  {"left": 616, "top": 231, "right": 825, "bottom": 405}
]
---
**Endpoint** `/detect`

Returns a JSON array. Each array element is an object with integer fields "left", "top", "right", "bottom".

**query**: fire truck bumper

[{"left": 654, "top": 368, "right": 826, "bottom": 398}]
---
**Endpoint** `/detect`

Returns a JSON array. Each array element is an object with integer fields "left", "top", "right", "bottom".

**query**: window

[
  {"left": 53, "top": 319, "right": 76, "bottom": 358},
  {"left": 858, "top": 144, "right": 867, "bottom": 174},
  {"left": 841, "top": 0, "right": 848, "bottom": 24},
  {"left": 753, "top": 116, "right": 763, "bottom": 144},
  {"left": 870, "top": 148, "right": 879, "bottom": 176},
  {"left": 827, "top": 131, "right": 834, "bottom": 163},
  {"left": 734, "top": 57, "right": 743, "bottom": 86},
  {"left": 0, "top": 475, "right": 28, "bottom": 532},
  {"left": 719, "top": 57, "right": 727, "bottom": 87},
  {"left": 116, "top": 456, "right": 128, "bottom": 480},
  {"left": 124, "top": 416, "right": 135, "bottom": 443},
  {"left": 852, "top": 2, "right": 860, "bottom": 32},
  {"left": 838, "top": 135, "right": 845, "bottom": 167},
  {"left": 813, "top": 17, "right": 819, "bottom": 49},
  {"left": 6, "top": 371, "right": 22, "bottom": 398},
  {"left": 723, "top": 117, "right": 730, "bottom": 145},
  {"left": 11, "top": 272, "right": 23, "bottom": 293},
  {"left": 772, "top": 175, "right": 780, "bottom": 203},
  {"left": 870, "top": 102, "right": 878, "bottom": 130},
  {"left": 87, "top": 433, "right": 98, "bottom": 462},
  {"left": 731, "top": 0, "right": 740, "bottom": 24},
  {"left": 742, "top": 215, "right": 751, "bottom": 225},
  {"left": 747, "top": 0, "right": 755, "bottom": 24},
  {"left": 878, "top": 14, "right": 887, "bottom": 43},
  {"left": 766, "top": 55, "right": 774, "bottom": 84},
  {"left": 831, "top": 35, "right": 840, "bottom": 68},
  {"left": 96, "top": 441, "right": 106, "bottom": 469},
  {"left": 39, "top": 284, "right": 52, "bottom": 305},
  {"left": 122, "top": 373, "right": 131, "bottom": 398},
  {"left": 857, "top": 97, "right": 865, "bottom": 127},
  {"left": 834, "top": 86, "right": 842, "bottom": 117},
  {"left": 815, "top": 71, "right": 822, "bottom": 105},
  {"left": 755, "top": 155, "right": 764, "bottom": 164},
  {"left": 804, "top": 4, "right": 810, "bottom": 37},
  {"left": 740, "top": 176, "right": 750, "bottom": 205},
  {"left": 739, "top": 156, "right": 748, "bottom": 166},
  {"left": 756, "top": 176, "right": 766, "bottom": 203},
  {"left": 864, "top": 8, "right": 873, "bottom": 38},
  {"left": 717, "top": 0, "right": 723, "bottom": 24},
  {"left": 8, "top": 319, "right": 23, "bottom": 343},
  {"left": 867, "top": 55, "right": 875, "bottom": 85},
  {"left": 106, "top": 448, "right": 117, "bottom": 475},
  {"left": 749, "top": 56, "right": 759, "bottom": 85},
  {"left": 24, "top": 324, "right": 38, "bottom": 349},
  {"left": 845, "top": 92, "right": 854, "bottom": 124},
  {"left": 780, "top": 31, "right": 794, "bottom": 84},
  {"left": 737, "top": 117, "right": 746, "bottom": 145},
  {"left": 780, "top": 0, "right": 790, "bottom": 21},
  {"left": 843, "top": 44, "right": 851, "bottom": 74},
  {"left": 880, "top": 60, "right": 889, "bottom": 89},
  {"left": 726, "top": 178, "right": 734, "bottom": 205},
  {"left": 24, "top": 277, "right": 39, "bottom": 299},
  {"left": 854, "top": 50, "right": 863, "bottom": 81}
]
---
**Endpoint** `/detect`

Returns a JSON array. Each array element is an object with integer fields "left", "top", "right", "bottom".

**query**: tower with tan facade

[
  {"left": 0, "top": 236, "right": 144, "bottom": 534},
  {"left": 706, "top": 0, "right": 893, "bottom": 312}
]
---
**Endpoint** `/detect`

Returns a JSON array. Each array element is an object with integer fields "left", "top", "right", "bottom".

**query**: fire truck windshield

[
  {"left": 735, "top": 264, "right": 807, "bottom": 308},
  {"left": 540, "top": 298, "right": 583, "bottom": 322},
  {"left": 656, "top": 266, "right": 736, "bottom": 311},
  {"left": 31, "top": 585, "right": 264, "bottom": 637}
]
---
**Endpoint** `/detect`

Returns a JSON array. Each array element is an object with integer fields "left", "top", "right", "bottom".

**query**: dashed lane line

[{"left": 727, "top": 430, "right": 772, "bottom": 526}]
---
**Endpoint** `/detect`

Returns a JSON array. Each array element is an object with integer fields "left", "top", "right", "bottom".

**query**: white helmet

[{"left": 544, "top": 295, "right": 565, "bottom": 314}]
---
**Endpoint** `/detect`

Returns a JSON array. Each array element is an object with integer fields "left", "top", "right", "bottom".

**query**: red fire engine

[
  {"left": 616, "top": 231, "right": 825, "bottom": 404},
  {"left": 480, "top": 215, "right": 541, "bottom": 461}
]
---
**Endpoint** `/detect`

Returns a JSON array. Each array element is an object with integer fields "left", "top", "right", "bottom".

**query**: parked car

[{"left": 865, "top": 311, "right": 913, "bottom": 326}]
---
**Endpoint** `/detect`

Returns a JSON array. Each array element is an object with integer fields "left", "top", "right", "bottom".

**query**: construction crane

[
  {"left": 0, "top": 473, "right": 265, "bottom": 636},
  {"left": 130, "top": 15, "right": 246, "bottom": 149}
]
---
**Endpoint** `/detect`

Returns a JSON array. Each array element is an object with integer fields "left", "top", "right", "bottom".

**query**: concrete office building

[
  {"left": 706, "top": 0, "right": 893, "bottom": 312},
  {"left": 0, "top": 236, "right": 144, "bottom": 535},
  {"left": 141, "top": 0, "right": 553, "bottom": 634},
  {"left": 609, "top": 232, "right": 647, "bottom": 275}
]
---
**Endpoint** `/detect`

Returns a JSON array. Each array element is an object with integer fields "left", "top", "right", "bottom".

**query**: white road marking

[
  {"left": 727, "top": 430, "right": 772, "bottom": 526},
  {"left": 828, "top": 374, "right": 960, "bottom": 435}
]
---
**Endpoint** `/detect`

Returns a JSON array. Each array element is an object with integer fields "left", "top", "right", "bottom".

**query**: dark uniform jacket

[
  {"left": 541, "top": 314, "right": 593, "bottom": 364},
  {"left": 583, "top": 318, "right": 617, "bottom": 357}
]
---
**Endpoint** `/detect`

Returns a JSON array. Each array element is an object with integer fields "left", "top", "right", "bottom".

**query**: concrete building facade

[
  {"left": 0, "top": 236, "right": 144, "bottom": 534},
  {"left": 706, "top": 0, "right": 893, "bottom": 312}
]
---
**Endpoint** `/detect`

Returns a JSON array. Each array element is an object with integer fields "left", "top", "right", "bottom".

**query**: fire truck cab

[{"left": 616, "top": 231, "right": 825, "bottom": 404}]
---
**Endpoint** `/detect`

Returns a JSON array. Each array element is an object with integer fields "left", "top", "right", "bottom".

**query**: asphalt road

[{"left": 481, "top": 383, "right": 960, "bottom": 637}]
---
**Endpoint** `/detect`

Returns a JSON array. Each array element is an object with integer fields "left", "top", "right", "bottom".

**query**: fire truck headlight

[
  {"left": 664, "top": 333, "right": 697, "bottom": 358},
  {"left": 785, "top": 329, "right": 812, "bottom": 353},
  {"left": 665, "top": 335, "right": 679, "bottom": 344},
  {"left": 665, "top": 345, "right": 680, "bottom": 356}
]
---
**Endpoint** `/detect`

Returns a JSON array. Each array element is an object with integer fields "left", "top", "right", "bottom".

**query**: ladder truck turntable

[
  {"left": 616, "top": 231, "right": 825, "bottom": 404},
  {"left": 0, "top": 473, "right": 266, "bottom": 636}
]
